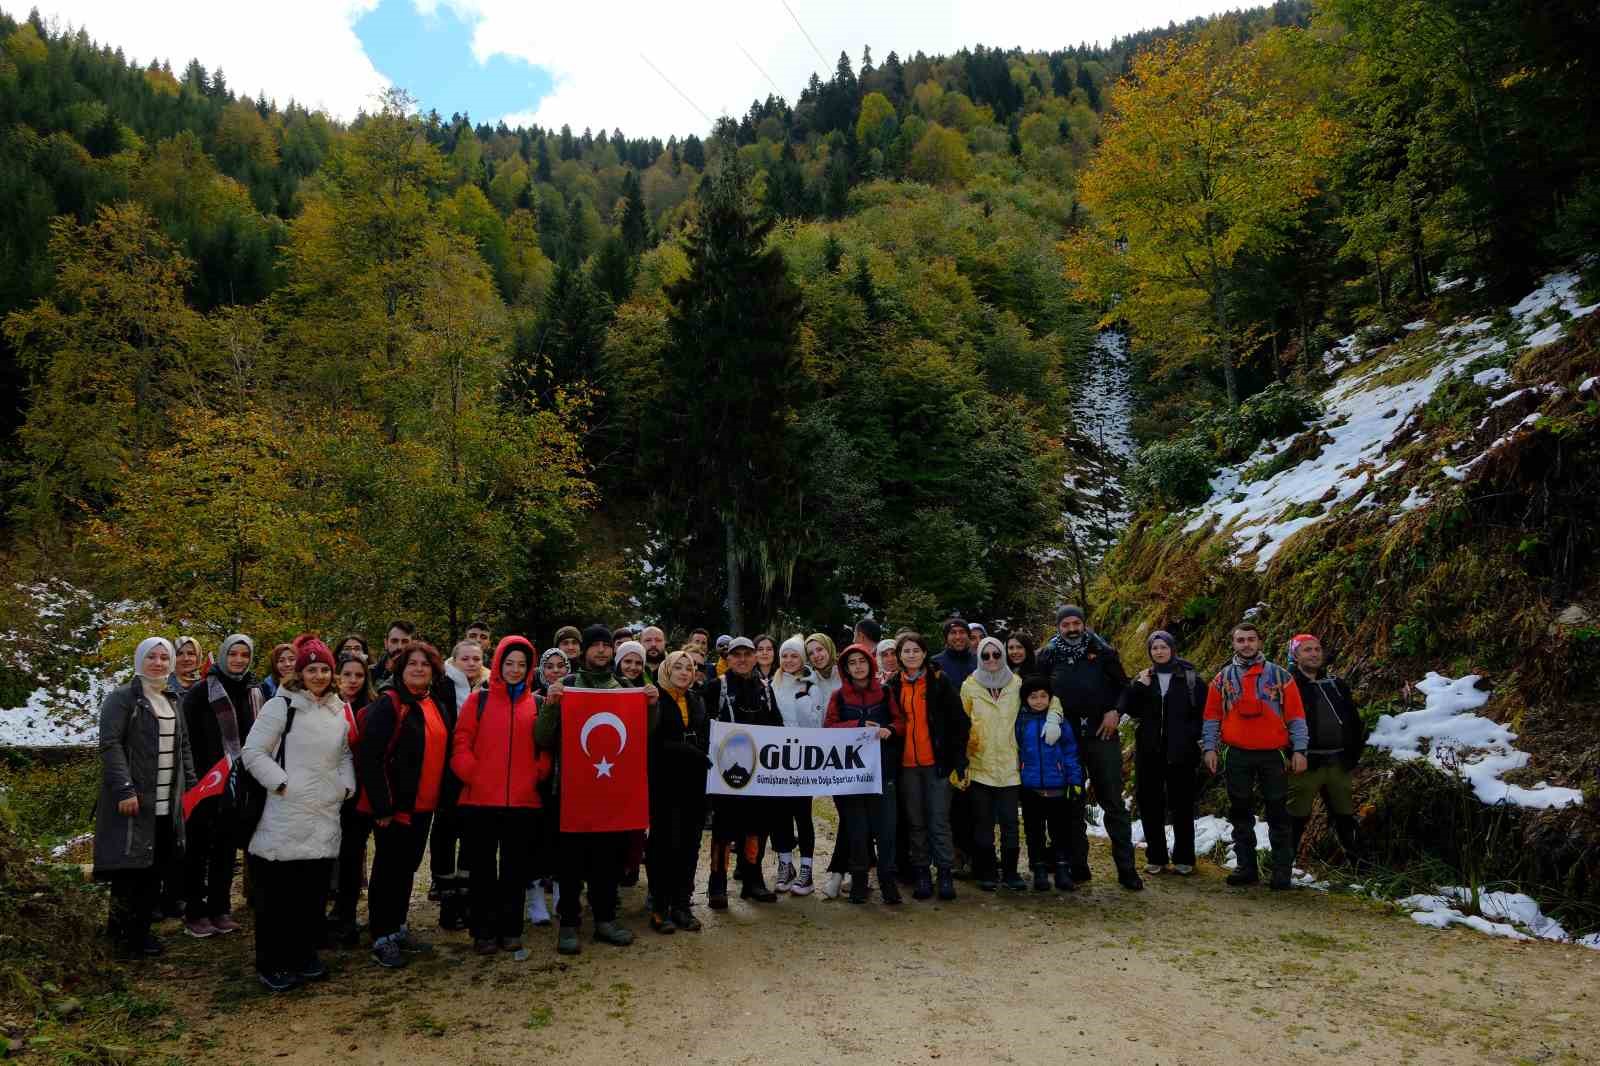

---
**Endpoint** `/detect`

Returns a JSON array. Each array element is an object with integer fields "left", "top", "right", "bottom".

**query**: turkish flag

[
  {"left": 559, "top": 687, "right": 649, "bottom": 833},
  {"left": 183, "top": 755, "right": 230, "bottom": 819}
]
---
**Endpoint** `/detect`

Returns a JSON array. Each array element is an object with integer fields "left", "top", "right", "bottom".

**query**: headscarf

[
  {"left": 173, "top": 635, "right": 204, "bottom": 685},
  {"left": 217, "top": 633, "right": 254, "bottom": 680},
  {"left": 134, "top": 637, "right": 175, "bottom": 680},
  {"left": 804, "top": 632, "right": 838, "bottom": 679},
  {"left": 1148, "top": 630, "right": 1178, "bottom": 673},
  {"left": 209, "top": 634, "right": 257, "bottom": 757},
  {"left": 658, "top": 650, "right": 695, "bottom": 695},
  {"left": 972, "top": 636, "right": 1014, "bottom": 693}
]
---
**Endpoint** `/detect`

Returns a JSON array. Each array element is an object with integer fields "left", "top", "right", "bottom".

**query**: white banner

[{"left": 705, "top": 722, "right": 882, "bottom": 797}]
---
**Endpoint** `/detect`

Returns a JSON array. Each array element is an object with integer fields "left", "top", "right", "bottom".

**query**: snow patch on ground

[
  {"left": 1182, "top": 272, "right": 1598, "bottom": 570},
  {"left": 1368, "top": 673, "right": 1584, "bottom": 809},
  {"left": 1062, "top": 331, "right": 1136, "bottom": 567},
  {"left": 1399, "top": 887, "right": 1596, "bottom": 949},
  {"left": 1, "top": 581, "right": 141, "bottom": 748}
]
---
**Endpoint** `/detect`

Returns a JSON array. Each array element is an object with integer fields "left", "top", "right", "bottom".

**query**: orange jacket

[{"left": 1202, "top": 660, "right": 1307, "bottom": 752}]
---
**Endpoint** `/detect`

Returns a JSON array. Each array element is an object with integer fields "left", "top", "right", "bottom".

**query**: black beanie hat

[
  {"left": 580, "top": 624, "right": 614, "bottom": 655},
  {"left": 1018, "top": 675, "right": 1053, "bottom": 705},
  {"left": 1056, "top": 604, "right": 1086, "bottom": 623}
]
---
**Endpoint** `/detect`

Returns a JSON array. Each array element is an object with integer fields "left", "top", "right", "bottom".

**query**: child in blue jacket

[{"left": 1015, "top": 676, "right": 1085, "bottom": 892}]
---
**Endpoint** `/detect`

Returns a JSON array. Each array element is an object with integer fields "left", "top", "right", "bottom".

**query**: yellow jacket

[{"left": 960, "top": 673, "right": 1021, "bottom": 788}]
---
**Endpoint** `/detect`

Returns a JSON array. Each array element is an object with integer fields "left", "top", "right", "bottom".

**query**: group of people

[{"left": 93, "top": 606, "right": 1366, "bottom": 992}]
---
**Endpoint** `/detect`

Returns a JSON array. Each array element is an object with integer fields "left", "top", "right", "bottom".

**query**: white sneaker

[
  {"left": 789, "top": 865, "right": 815, "bottom": 896},
  {"left": 819, "top": 872, "right": 843, "bottom": 900},
  {"left": 775, "top": 860, "right": 796, "bottom": 893},
  {"left": 1173, "top": 864, "right": 1195, "bottom": 876},
  {"left": 526, "top": 885, "right": 551, "bottom": 926},
  {"left": 1145, "top": 862, "right": 1168, "bottom": 875}
]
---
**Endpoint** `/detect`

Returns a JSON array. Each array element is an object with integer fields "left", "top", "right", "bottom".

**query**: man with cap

[
  {"left": 537, "top": 625, "right": 658, "bottom": 953},
  {"left": 931, "top": 617, "right": 978, "bottom": 688},
  {"left": 1118, "top": 630, "right": 1207, "bottom": 875},
  {"left": 179, "top": 635, "right": 260, "bottom": 937},
  {"left": 1286, "top": 633, "right": 1366, "bottom": 865},
  {"left": 702, "top": 637, "right": 784, "bottom": 906},
  {"left": 713, "top": 634, "right": 733, "bottom": 677},
  {"left": 967, "top": 622, "right": 988, "bottom": 647},
  {"left": 552, "top": 626, "right": 582, "bottom": 669},
  {"left": 1037, "top": 605, "right": 1143, "bottom": 890}
]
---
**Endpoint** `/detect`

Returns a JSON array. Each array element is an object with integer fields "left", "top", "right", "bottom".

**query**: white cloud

[
  {"left": 32, "top": 0, "right": 1232, "bottom": 134},
  {"left": 32, "top": 0, "right": 390, "bottom": 118}
]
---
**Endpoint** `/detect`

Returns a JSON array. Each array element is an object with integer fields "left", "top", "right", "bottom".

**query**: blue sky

[{"left": 354, "top": 0, "right": 552, "bottom": 125}]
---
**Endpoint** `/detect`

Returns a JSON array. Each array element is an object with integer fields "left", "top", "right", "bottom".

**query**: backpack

[{"left": 229, "top": 697, "right": 297, "bottom": 849}]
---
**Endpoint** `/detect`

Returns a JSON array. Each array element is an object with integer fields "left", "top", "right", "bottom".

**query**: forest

[{"left": 0, "top": 0, "right": 1596, "bottom": 654}]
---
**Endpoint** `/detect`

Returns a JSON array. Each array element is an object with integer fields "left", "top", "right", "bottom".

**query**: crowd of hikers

[{"left": 93, "top": 607, "right": 1366, "bottom": 992}]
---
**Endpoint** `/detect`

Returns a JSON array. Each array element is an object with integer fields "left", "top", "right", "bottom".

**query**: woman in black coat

[
  {"left": 1117, "top": 630, "right": 1207, "bottom": 875},
  {"left": 646, "top": 650, "right": 712, "bottom": 933}
]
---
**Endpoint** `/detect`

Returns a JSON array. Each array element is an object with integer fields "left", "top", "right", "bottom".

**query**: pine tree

[
  {"left": 535, "top": 135, "right": 553, "bottom": 181},
  {"left": 589, "top": 231, "right": 636, "bottom": 305},
  {"left": 619, "top": 169, "right": 648, "bottom": 252},
  {"left": 682, "top": 134, "right": 705, "bottom": 169}
]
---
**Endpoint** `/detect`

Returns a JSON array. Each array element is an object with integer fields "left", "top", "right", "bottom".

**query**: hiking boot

[
  {"left": 211, "top": 913, "right": 241, "bottom": 934},
  {"left": 1226, "top": 868, "right": 1260, "bottom": 887},
  {"left": 299, "top": 956, "right": 328, "bottom": 981},
  {"left": 1054, "top": 863, "right": 1077, "bottom": 892},
  {"left": 593, "top": 921, "right": 634, "bottom": 947},
  {"left": 370, "top": 936, "right": 406, "bottom": 969},
  {"left": 879, "top": 868, "right": 903, "bottom": 905},
  {"left": 820, "top": 872, "right": 843, "bottom": 900},
  {"left": 912, "top": 868, "right": 934, "bottom": 901},
  {"left": 1002, "top": 850, "right": 1027, "bottom": 891},
  {"left": 671, "top": 907, "right": 702, "bottom": 932},
  {"left": 556, "top": 926, "right": 581, "bottom": 955},
  {"left": 1117, "top": 868, "right": 1145, "bottom": 891},
  {"left": 789, "top": 865, "right": 815, "bottom": 896},
  {"left": 707, "top": 872, "right": 729, "bottom": 910},
  {"left": 184, "top": 917, "right": 217, "bottom": 938},
  {"left": 848, "top": 873, "right": 870, "bottom": 904},
  {"left": 257, "top": 969, "right": 299, "bottom": 993},
  {"left": 775, "top": 860, "right": 797, "bottom": 893},
  {"left": 438, "top": 894, "right": 468, "bottom": 931},
  {"left": 1032, "top": 866, "right": 1051, "bottom": 892},
  {"left": 936, "top": 867, "right": 957, "bottom": 901},
  {"left": 649, "top": 911, "right": 677, "bottom": 934},
  {"left": 1070, "top": 864, "right": 1092, "bottom": 883},
  {"left": 1270, "top": 868, "right": 1294, "bottom": 891},
  {"left": 740, "top": 871, "right": 778, "bottom": 903}
]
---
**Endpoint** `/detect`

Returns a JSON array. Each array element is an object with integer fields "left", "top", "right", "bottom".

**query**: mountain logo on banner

[
  {"left": 715, "top": 728, "right": 757, "bottom": 790},
  {"left": 579, "top": 711, "right": 628, "bottom": 778}
]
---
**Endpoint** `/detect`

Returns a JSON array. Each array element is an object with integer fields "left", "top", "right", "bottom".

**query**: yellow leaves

[
  {"left": 3, "top": 23, "right": 46, "bottom": 67},
  {"left": 855, "top": 92, "right": 897, "bottom": 145},
  {"left": 907, "top": 123, "right": 974, "bottom": 187}
]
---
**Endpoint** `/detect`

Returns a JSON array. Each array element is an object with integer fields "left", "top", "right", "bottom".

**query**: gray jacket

[{"left": 93, "top": 678, "right": 197, "bottom": 875}]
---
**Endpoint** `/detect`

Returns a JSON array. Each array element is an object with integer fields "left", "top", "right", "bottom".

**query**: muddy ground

[{"left": 134, "top": 818, "right": 1599, "bottom": 1066}]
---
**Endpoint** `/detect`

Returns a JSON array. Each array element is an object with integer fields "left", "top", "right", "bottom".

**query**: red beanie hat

[{"left": 295, "top": 638, "right": 336, "bottom": 673}]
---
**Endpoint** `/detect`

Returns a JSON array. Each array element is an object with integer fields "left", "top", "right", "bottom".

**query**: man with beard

[
  {"left": 1037, "top": 605, "right": 1143, "bottom": 891},
  {"left": 639, "top": 626, "right": 667, "bottom": 683},
  {"left": 702, "top": 638, "right": 784, "bottom": 907},
  {"left": 1285, "top": 633, "right": 1364, "bottom": 865},
  {"left": 371, "top": 620, "right": 416, "bottom": 692}
]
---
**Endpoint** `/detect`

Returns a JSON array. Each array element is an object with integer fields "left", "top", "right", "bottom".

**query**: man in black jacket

[
  {"left": 1036, "top": 605, "right": 1143, "bottom": 890},
  {"left": 703, "top": 637, "right": 784, "bottom": 905},
  {"left": 1286, "top": 634, "right": 1366, "bottom": 862}
]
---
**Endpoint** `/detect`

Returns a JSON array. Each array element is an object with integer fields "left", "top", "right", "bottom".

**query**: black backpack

[{"left": 229, "top": 698, "right": 297, "bottom": 849}]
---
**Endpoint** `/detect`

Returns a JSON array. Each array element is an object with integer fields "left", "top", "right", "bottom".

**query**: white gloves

[{"left": 1042, "top": 721, "right": 1062, "bottom": 745}]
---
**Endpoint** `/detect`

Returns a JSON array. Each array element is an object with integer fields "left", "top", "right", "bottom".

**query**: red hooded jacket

[{"left": 450, "top": 636, "right": 551, "bottom": 809}]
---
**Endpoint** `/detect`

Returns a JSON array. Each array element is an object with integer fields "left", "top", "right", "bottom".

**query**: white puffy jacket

[
  {"left": 242, "top": 687, "right": 356, "bottom": 862},
  {"left": 772, "top": 668, "right": 825, "bottom": 729}
]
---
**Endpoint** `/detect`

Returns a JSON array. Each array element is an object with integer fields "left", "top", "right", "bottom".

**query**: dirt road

[{"left": 142, "top": 830, "right": 1599, "bottom": 1066}]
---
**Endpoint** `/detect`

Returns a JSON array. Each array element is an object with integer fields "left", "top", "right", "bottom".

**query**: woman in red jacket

[{"left": 450, "top": 636, "right": 550, "bottom": 954}]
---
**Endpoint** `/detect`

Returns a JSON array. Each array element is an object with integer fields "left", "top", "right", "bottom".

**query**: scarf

[
  {"left": 1047, "top": 631, "right": 1090, "bottom": 666},
  {"left": 972, "top": 637, "right": 1014, "bottom": 694}
]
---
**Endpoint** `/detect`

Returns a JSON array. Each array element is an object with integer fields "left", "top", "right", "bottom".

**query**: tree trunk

[
  {"left": 1212, "top": 282, "right": 1239, "bottom": 407},
  {"left": 724, "top": 517, "right": 744, "bottom": 635}
]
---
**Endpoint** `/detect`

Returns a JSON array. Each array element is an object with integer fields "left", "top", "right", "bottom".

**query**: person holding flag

[
  {"left": 179, "top": 634, "right": 258, "bottom": 940},
  {"left": 536, "top": 625, "right": 656, "bottom": 955},
  {"left": 240, "top": 639, "right": 355, "bottom": 993}
]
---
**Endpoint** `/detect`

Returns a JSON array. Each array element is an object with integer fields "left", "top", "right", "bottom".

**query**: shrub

[
  {"left": 1126, "top": 436, "right": 1215, "bottom": 506},
  {"left": 1215, "top": 382, "right": 1323, "bottom": 460}
]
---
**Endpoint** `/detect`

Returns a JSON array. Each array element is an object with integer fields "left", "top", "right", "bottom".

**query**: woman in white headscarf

[
  {"left": 959, "top": 636, "right": 1024, "bottom": 892},
  {"left": 769, "top": 635, "right": 822, "bottom": 894}
]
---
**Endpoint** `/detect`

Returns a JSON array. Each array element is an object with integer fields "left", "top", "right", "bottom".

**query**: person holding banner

[
  {"left": 704, "top": 636, "right": 785, "bottom": 906},
  {"left": 240, "top": 639, "right": 356, "bottom": 992},
  {"left": 647, "top": 650, "right": 711, "bottom": 933},
  {"left": 536, "top": 624, "right": 655, "bottom": 954},
  {"left": 887, "top": 633, "right": 969, "bottom": 902},
  {"left": 824, "top": 644, "right": 906, "bottom": 904},
  {"left": 961, "top": 637, "right": 1025, "bottom": 892},
  {"left": 451, "top": 636, "right": 550, "bottom": 955},
  {"left": 770, "top": 636, "right": 823, "bottom": 895},
  {"left": 179, "top": 634, "right": 258, "bottom": 939}
]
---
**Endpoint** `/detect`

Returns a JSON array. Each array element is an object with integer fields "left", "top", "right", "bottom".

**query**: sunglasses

[{"left": 980, "top": 651, "right": 1002, "bottom": 661}]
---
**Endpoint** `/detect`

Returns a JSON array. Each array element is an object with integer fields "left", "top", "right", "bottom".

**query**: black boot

[
  {"left": 438, "top": 888, "right": 468, "bottom": 931},
  {"left": 1054, "top": 863, "right": 1077, "bottom": 892},
  {"left": 1001, "top": 849, "right": 1027, "bottom": 891},
  {"left": 1032, "top": 865, "right": 1051, "bottom": 892},
  {"left": 936, "top": 867, "right": 957, "bottom": 901},
  {"left": 1270, "top": 867, "right": 1294, "bottom": 891},
  {"left": 912, "top": 867, "right": 933, "bottom": 901},
  {"left": 879, "top": 867, "right": 902, "bottom": 905},
  {"left": 1116, "top": 866, "right": 1145, "bottom": 891},
  {"left": 975, "top": 852, "right": 998, "bottom": 892},
  {"left": 707, "top": 843, "right": 729, "bottom": 910},
  {"left": 1226, "top": 864, "right": 1260, "bottom": 887},
  {"left": 740, "top": 868, "right": 778, "bottom": 903},
  {"left": 1070, "top": 862, "right": 1092, "bottom": 883},
  {"left": 848, "top": 870, "right": 870, "bottom": 904}
]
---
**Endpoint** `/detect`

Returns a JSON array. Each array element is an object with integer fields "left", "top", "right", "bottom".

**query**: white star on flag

[{"left": 594, "top": 756, "right": 614, "bottom": 778}]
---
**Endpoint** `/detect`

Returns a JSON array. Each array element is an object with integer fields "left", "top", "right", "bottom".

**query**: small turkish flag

[
  {"left": 559, "top": 688, "right": 649, "bottom": 833},
  {"left": 183, "top": 755, "right": 230, "bottom": 819}
]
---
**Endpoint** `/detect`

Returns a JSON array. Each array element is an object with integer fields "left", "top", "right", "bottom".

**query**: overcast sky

[{"left": 32, "top": 0, "right": 1233, "bottom": 136}]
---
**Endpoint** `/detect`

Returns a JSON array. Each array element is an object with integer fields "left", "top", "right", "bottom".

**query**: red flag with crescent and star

[
  {"left": 559, "top": 687, "right": 649, "bottom": 833},
  {"left": 183, "top": 755, "right": 231, "bottom": 819}
]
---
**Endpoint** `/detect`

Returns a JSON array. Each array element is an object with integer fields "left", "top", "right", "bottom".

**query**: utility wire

[
  {"left": 640, "top": 52, "right": 713, "bottom": 126},
  {"left": 739, "top": 43, "right": 785, "bottom": 97},
  {"left": 779, "top": 0, "right": 829, "bottom": 67}
]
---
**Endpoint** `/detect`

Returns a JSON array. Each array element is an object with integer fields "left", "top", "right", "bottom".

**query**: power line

[
  {"left": 738, "top": 43, "right": 785, "bottom": 98},
  {"left": 639, "top": 52, "right": 713, "bottom": 126},
  {"left": 778, "top": 0, "right": 828, "bottom": 68}
]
